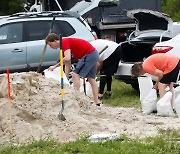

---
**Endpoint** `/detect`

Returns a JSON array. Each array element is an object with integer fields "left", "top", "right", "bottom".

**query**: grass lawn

[
  {"left": 0, "top": 129, "right": 180, "bottom": 154},
  {"left": 101, "top": 78, "right": 140, "bottom": 108}
]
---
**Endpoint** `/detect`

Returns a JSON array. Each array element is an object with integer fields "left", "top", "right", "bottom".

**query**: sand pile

[{"left": 0, "top": 72, "right": 179, "bottom": 144}]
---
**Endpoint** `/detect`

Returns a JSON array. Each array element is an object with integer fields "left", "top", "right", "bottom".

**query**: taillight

[
  {"left": 152, "top": 46, "right": 173, "bottom": 54},
  {"left": 119, "top": 33, "right": 124, "bottom": 37},
  {"left": 93, "top": 35, "right": 98, "bottom": 40},
  {"left": 92, "top": 31, "right": 98, "bottom": 40}
]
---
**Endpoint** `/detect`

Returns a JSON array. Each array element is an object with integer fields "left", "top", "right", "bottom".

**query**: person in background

[
  {"left": 90, "top": 39, "right": 122, "bottom": 100},
  {"left": 131, "top": 53, "right": 180, "bottom": 108},
  {"left": 46, "top": 33, "right": 100, "bottom": 106}
]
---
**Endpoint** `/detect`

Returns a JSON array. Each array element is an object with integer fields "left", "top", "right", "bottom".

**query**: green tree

[
  {"left": 161, "top": 0, "right": 180, "bottom": 21},
  {"left": 0, "top": 0, "right": 26, "bottom": 16}
]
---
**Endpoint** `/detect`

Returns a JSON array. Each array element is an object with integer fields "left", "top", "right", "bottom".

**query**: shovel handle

[
  {"left": 49, "top": 16, "right": 56, "bottom": 33},
  {"left": 37, "top": 16, "right": 56, "bottom": 73},
  {"left": 83, "top": 78, "right": 86, "bottom": 95},
  {"left": 99, "top": 45, "right": 108, "bottom": 55},
  {"left": 59, "top": 34, "right": 64, "bottom": 94}
]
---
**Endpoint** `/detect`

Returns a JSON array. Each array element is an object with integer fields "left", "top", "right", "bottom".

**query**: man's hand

[
  {"left": 48, "top": 65, "right": 57, "bottom": 71},
  {"left": 153, "top": 82, "right": 158, "bottom": 89},
  {"left": 153, "top": 69, "right": 164, "bottom": 89}
]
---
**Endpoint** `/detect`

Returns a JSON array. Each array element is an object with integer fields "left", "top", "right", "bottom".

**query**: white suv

[{"left": 0, "top": 11, "right": 96, "bottom": 73}]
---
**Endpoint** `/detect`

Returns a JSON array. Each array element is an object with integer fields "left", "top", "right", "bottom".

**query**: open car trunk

[
  {"left": 120, "top": 9, "right": 173, "bottom": 63},
  {"left": 127, "top": 9, "right": 173, "bottom": 38},
  {"left": 120, "top": 41, "right": 153, "bottom": 63}
]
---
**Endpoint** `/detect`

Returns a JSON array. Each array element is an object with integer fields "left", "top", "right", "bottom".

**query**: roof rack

[
  {"left": 9, "top": 11, "right": 70, "bottom": 18},
  {"left": 1, "top": 11, "right": 82, "bottom": 21}
]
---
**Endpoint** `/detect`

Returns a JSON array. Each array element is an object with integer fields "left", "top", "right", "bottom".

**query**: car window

[
  {"left": 56, "top": 20, "right": 75, "bottom": 37},
  {"left": 27, "top": 20, "right": 60, "bottom": 41},
  {"left": 0, "top": 23, "right": 23, "bottom": 44},
  {"left": 26, "top": 20, "right": 76, "bottom": 41}
]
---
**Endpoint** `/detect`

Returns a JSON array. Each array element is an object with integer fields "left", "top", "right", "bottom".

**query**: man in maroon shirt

[{"left": 46, "top": 33, "right": 100, "bottom": 106}]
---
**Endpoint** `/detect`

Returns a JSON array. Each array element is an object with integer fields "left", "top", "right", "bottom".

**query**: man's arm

[
  {"left": 64, "top": 49, "right": 71, "bottom": 77},
  {"left": 96, "top": 60, "right": 103, "bottom": 74},
  {"left": 48, "top": 62, "right": 59, "bottom": 71},
  {"left": 153, "top": 69, "right": 164, "bottom": 89},
  {"left": 48, "top": 49, "right": 71, "bottom": 72}
]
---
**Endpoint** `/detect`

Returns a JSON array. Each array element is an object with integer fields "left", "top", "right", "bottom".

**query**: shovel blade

[{"left": 58, "top": 113, "right": 66, "bottom": 121}]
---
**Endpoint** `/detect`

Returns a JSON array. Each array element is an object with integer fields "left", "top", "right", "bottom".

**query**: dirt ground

[{"left": 0, "top": 72, "right": 179, "bottom": 144}]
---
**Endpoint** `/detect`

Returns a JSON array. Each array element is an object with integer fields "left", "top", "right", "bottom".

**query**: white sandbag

[
  {"left": 138, "top": 76, "right": 153, "bottom": 103},
  {"left": 174, "top": 94, "right": 180, "bottom": 117},
  {"left": 174, "top": 86, "right": 180, "bottom": 99},
  {"left": 43, "top": 67, "right": 70, "bottom": 85},
  {"left": 157, "top": 91, "right": 175, "bottom": 117},
  {"left": 89, "top": 133, "right": 119, "bottom": 143},
  {"left": 142, "top": 88, "right": 157, "bottom": 114}
]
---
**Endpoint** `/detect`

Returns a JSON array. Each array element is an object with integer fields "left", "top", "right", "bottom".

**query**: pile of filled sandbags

[{"left": 138, "top": 76, "right": 180, "bottom": 117}]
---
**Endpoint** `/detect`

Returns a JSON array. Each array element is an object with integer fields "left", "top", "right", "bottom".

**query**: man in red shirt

[
  {"left": 131, "top": 53, "right": 180, "bottom": 108},
  {"left": 46, "top": 33, "right": 100, "bottom": 106}
]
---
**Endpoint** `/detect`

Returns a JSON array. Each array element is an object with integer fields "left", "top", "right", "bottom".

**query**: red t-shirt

[
  {"left": 62, "top": 38, "right": 95, "bottom": 59},
  {"left": 143, "top": 53, "right": 179, "bottom": 75}
]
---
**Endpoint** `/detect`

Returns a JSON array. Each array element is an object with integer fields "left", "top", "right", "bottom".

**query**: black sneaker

[{"left": 96, "top": 103, "right": 101, "bottom": 106}]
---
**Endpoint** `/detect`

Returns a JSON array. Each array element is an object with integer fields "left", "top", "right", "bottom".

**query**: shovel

[
  {"left": 37, "top": 16, "right": 56, "bottom": 73},
  {"left": 58, "top": 34, "right": 66, "bottom": 121},
  {"left": 99, "top": 45, "right": 108, "bottom": 55},
  {"left": 83, "top": 78, "right": 86, "bottom": 95}
]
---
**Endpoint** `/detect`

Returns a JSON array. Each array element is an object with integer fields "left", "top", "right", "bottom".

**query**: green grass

[
  {"left": 101, "top": 78, "right": 140, "bottom": 108},
  {"left": 0, "top": 129, "right": 180, "bottom": 154}
]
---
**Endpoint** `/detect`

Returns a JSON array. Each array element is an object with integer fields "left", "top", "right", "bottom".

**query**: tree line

[
  {"left": 0, "top": 0, "right": 180, "bottom": 21},
  {"left": 161, "top": 0, "right": 180, "bottom": 21}
]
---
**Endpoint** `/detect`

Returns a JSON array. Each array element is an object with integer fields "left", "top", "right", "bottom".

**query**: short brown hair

[
  {"left": 131, "top": 62, "right": 143, "bottom": 77},
  {"left": 45, "top": 33, "right": 59, "bottom": 44}
]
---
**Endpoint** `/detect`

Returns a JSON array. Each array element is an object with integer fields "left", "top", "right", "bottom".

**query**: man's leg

[
  {"left": 159, "top": 82, "right": 174, "bottom": 109},
  {"left": 106, "top": 75, "right": 112, "bottom": 94},
  {"left": 169, "top": 82, "right": 175, "bottom": 108},
  {"left": 99, "top": 75, "right": 106, "bottom": 98},
  {"left": 72, "top": 73, "right": 80, "bottom": 90},
  {"left": 87, "top": 77, "right": 99, "bottom": 104},
  {"left": 158, "top": 82, "right": 168, "bottom": 98}
]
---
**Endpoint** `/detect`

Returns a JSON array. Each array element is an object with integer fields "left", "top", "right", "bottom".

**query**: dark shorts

[
  {"left": 100, "top": 45, "right": 122, "bottom": 75},
  {"left": 160, "top": 60, "right": 180, "bottom": 84},
  {"left": 74, "top": 50, "right": 99, "bottom": 79}
]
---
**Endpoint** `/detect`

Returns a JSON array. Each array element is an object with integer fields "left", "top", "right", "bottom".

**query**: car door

[
  {"left": 0, "top": 22, "right": 27, "bottom": 73},
  {"left": 25, "top": 20, "right": 60, "bottom": 71}
]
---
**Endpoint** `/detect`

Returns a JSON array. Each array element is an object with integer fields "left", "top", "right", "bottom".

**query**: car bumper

[{"left": 114, "top": 61, "right": 157, "bottom": 84}]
